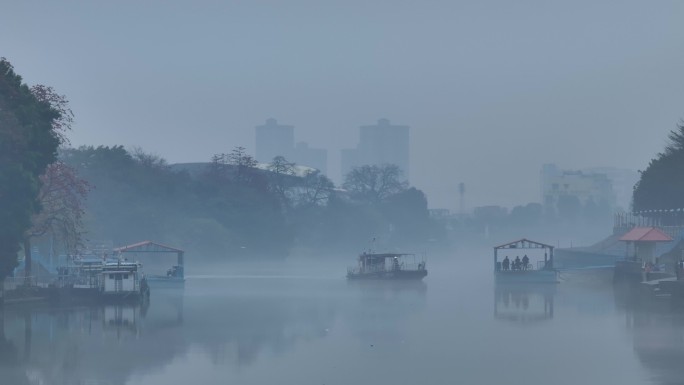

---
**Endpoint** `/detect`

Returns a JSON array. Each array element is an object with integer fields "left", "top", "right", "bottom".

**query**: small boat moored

[
  {"left": 347, "top": 252, "right": 427, "bottom": 280},
  {"left": 54, "top": 256, "right": 149, "bottom": 303}
]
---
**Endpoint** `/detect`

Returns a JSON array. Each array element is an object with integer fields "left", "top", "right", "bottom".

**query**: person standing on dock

[
  {"left": 676, "top": 260, "right": 681, "bottom": 280},
  {"left": 522, "top": 255, "right": 529, "bottom": 270},
  {"left": 503, "top": 256, "right": 510, "bottom": 271},
  {"left": 514, "top": 256, "right": 521, "bottom": 270}
]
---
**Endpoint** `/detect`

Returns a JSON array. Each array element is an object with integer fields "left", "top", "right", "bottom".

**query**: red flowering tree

[{"left": 22, "top": 161, "right": 89, "bottom": 282}]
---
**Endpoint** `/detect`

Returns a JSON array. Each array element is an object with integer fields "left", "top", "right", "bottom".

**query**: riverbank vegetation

[
  {"left": 59, "top": 146, "right": 445, "bottom": 259},
  {"left": 633, "top": 121, "right": 684, "bottom": 213},
  {"left": 0, "top": 58, "right": 72, "bottom": 282}
]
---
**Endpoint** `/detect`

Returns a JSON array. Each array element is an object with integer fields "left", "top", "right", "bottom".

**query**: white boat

[{"left": 56, "top": 256, "right": 149, "bottom": 302}]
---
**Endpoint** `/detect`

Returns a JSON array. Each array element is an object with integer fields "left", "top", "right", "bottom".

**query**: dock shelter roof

[
  {"left": 619, "top": 227, "right": 672, "bottom": 242},
  {"left": 494, "top": 238, "right": 554, "bottom": 250},
  {"left": 359, "top": 253, "right": 414, "bottom": 259},
  {"left": 114, "top": 240, "right": 184, "bottom": 254}
]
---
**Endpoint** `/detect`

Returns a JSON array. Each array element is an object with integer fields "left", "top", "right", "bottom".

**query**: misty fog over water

[
  {"left": 1, "top": 248, "right": 681, "bottom": 385},
  {"left": 2, "top": 2, "right": 684, "bottom": 385}
]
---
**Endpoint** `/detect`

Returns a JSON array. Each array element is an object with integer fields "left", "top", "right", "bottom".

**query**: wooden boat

[
  {"left": 347, "top": 252, "right": 427, "bottom": 280},
  {"left": 494, "top": 239, "right": 559, "bottom": 284}
]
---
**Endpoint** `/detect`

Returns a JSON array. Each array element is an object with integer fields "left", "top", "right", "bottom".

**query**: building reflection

[{"left": 494, "top": 284, "right": 555, "bottom": 324}]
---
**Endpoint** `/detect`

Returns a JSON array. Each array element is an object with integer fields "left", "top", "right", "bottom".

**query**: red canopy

[{"left": 619, "top": 227, "right": 672, "bottom": 242}]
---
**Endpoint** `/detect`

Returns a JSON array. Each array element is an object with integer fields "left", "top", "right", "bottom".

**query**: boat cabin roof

[
  {"left": 358, "top": 253, "right": 414, "bottom": 260},
  {"left": 494, "top": 238, "right": 554, "bottom": 251}
]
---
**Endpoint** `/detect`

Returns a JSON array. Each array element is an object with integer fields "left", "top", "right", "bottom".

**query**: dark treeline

[
  {"left": 633, "top": 121, "right": 684, "bottom": 213},
  {"left": 0, "top": 58, "right": 69, "bottom": 283},
  {"left": 60, "top": 145, "right": 445, "bottom": 259},
  {"left": 443, "top": 198, "right": 614, "bottom": 248}
]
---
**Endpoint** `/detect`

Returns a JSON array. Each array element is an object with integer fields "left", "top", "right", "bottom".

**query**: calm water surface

[{"left": 0, "top": 250, "right": 682, "bottom": 385}]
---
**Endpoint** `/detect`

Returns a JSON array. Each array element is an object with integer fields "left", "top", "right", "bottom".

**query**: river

[{"left": 0, "top": 249, "right": 681, "bottom": 385}]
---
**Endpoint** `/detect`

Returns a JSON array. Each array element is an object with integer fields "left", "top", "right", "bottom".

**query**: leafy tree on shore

[
  {"left": 23, "top": 162, "right": 89, "bottom": 280},
  {"left": 295, "top": 170, "right": 334, "bottom": 208},
  {"left": 343, "top": 164, "right": 408, "bottom": 204},
  {"left": 0, "top": 58, "right": 65, "bottom": 283},
  {"left": 267, "top": 156, "right": 297, "bottom": 206},
  {"left": 633, "top": 121, "right": 684, "bottom": 212}
]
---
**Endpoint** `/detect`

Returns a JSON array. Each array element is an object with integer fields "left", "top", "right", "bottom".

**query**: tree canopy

[
  {"left": 0, "top": 58, "right": 65, "bottom": 280},
  {"left": 633, "top": 121, "right": 684, "bottom": 212},
  {"left": 342, "top": 164, "right": 408, "bottom": 204}
]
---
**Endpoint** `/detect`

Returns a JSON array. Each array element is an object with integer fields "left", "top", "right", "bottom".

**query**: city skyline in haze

[{"left": 2, "top": 1, "right": 682, "bottom": 209}]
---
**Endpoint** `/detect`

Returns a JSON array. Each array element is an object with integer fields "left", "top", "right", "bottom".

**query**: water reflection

[
  {"left": 612, "top": 281, "right": 684, "bottom": 385},
  {"left": 14, "top": 265, "right": 684, "bottom": 385},
  {"left": 0, "top": 307, "right": 29, "bottom": 385},
  {"left": 0, "top": 278, "right": 346, "bottom": 384},
  {"left": 494, "top": 284, "right": 555, "bottom": 324},
  {"left": 0, "top": 291, "right": 184, "bottom": 385},
  {"left": 0, "top": 275, "right": 433, "bottom": 385},
  {"left": 628, "top": 309, "right": 684, "bottom": 385},
  {"left": 181, "top": 277, "right": 338, "bottom": 366},
  {"left": 344, "top": 280, "right": 427, "bottom": 345}
]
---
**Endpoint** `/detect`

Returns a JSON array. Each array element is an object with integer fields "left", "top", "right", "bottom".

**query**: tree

[
  {"left": 633, "top": 121, "right": 684, "bottom": 214},
  {"left": 131, "top": 147, "right": 169, "bottom": 170},
  {"left": 509, "top": 203, "right": 543, "bottom": 227},
  {"left": 29, "top": 84, "right": 74, "bottom": 144},
  {"left": 23, "top": 162, "right": 89, "bottom": 282},
  {"left": 267, "top": 156, "right": 296, "bottom": 205},
  {"left": 296, "top": 170, "right": 335, "bottom": 208},
  {"left": 343, "top": 164, "right": 408, "bottom": 204},
  {"left": 0, "top": 58, "right": 64, "bottom": 288},
  {"left": 383, "top": 187, "right": 432, "bottom": 245},
  {"left": 210, "top": 146, "right": 260, "bottom": 186},
  {"left": 227, "top": 146, "right": 258, "bottom": 184}
]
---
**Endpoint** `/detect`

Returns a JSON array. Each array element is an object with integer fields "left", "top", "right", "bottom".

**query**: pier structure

[
  {"left": 114, "top": 241, "right": 185, "bottom": 286},
  {"left": 494, "top": 238, "right": 558, "bottom": 283}
]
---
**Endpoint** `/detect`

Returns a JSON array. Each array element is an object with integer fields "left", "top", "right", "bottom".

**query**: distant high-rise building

[
  {"left": 254, "top": 118, "right": 328, "bottom": 174},
  {"left": 255, "top": 118, "right": 295, "bottom": 162},
  {"left": 340, "top": 119, "right": 410, "bottom": 181}
]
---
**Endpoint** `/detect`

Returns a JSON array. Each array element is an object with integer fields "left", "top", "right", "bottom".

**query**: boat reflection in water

[
  {"left": 494, "top": 284, "right": 555, "bottom": 324},
  {"left": 345, "top": 279, "right": 427, "bottom": 345},
  {"left": 0, "top": 290, "right": 184, "bottom": 385}
]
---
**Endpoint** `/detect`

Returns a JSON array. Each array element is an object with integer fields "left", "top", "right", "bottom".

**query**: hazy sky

[{"left": 2, "top": 1, "right": 683, "bottom": 209}]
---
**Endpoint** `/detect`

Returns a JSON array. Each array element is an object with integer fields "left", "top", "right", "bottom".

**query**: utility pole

[{"left": 458, "top": 182, "right": 466, "bottom": 216}]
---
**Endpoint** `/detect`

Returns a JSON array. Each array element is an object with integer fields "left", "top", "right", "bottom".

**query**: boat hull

[
  {"left": 146, "top": 275, "right": 185, "bottom": 288},
  {"left": 495, "top": 270, "right": 559, "bottom": 284},
  {"left": 347, "top": 270, "right": 427, "bottom": 280}
]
